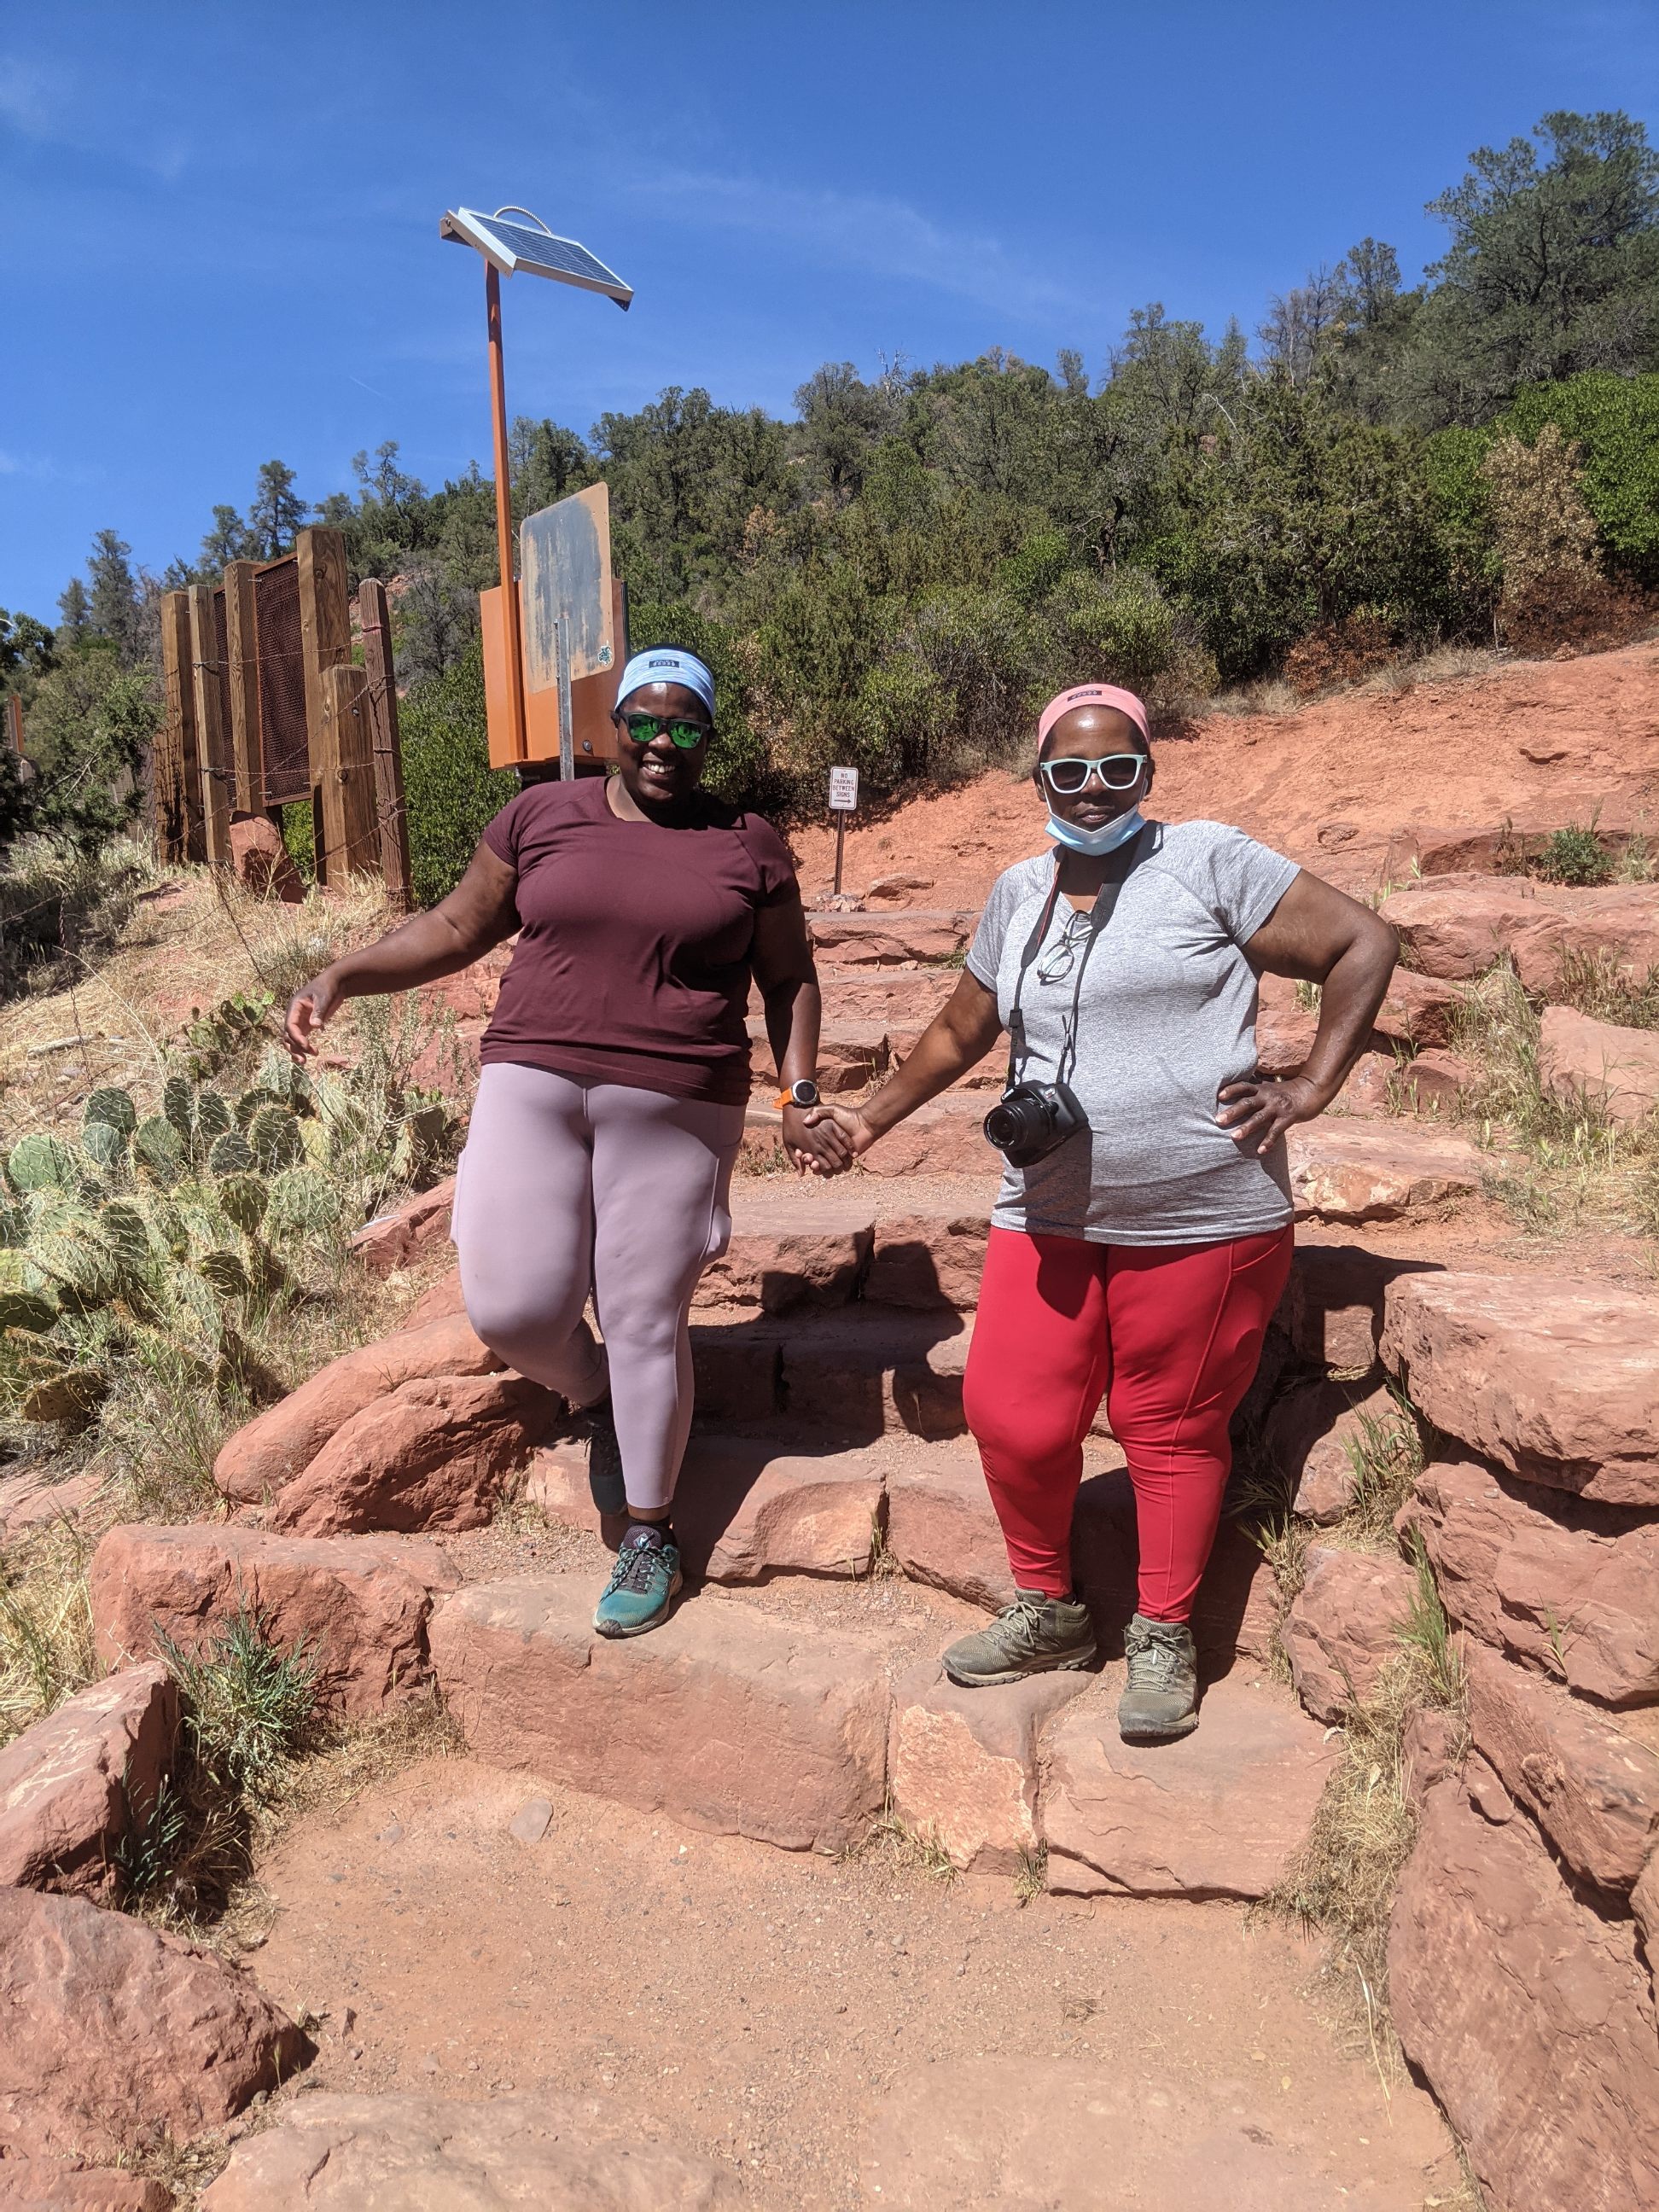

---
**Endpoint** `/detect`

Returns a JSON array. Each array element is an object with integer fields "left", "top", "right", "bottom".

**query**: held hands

[
  {"left": 283, "top": 971, "right": 344, "bottom": 1060},
  {"left": 1216, "top": 1071, "right": 1324, "bottom": 1155},
  {"left": 789, "top": 1103, "right": 876, "bottom": 1179}
]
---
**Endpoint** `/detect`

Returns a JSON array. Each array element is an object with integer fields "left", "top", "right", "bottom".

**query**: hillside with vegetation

[{"left": 3, "top": 106, "right": 1659, "bottom": 923}]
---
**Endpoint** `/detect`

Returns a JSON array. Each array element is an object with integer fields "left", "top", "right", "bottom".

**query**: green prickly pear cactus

[
  {"left": 0, "top": 1288, "right": 57, "bottom": 1332},
  {"left": 8, "top": 1132, "right": 79, "bottom": 1193},
  {"left": 84, "top": 1087, "right": 138, "bottom": 1138},
  {"left": 267, "top": 1166, "right": 340, "bottom": 1236},
  {"left": 207, "top": 1130, "right": 257, "bottom": 1177},
  {"left": 248, "top": 1103, "right": 303, "bottom": 1173},
  {"left": 134, "top": 1116, "right": 186, "bottom": 1188},
  {"left": 218, "top": 1173, "right": 270, "bottom": 1235}
]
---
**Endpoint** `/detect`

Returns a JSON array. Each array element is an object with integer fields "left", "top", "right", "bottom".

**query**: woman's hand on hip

[
  {"left": 1216, "top": 1072, "right": 1324, "bottom": 1155},
  {"left": 284, "top": 970, "right": 344, "bottom": 1060}
]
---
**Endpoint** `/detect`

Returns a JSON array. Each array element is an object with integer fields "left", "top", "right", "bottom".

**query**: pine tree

[
  {"left": 56, "top": 575, "right": 90, "bottom": 643},
  {"left": 86, "top": 530, "right": 143, "bottom": 662},
  {"left": 247, "top": 461, "right": 307, "bottom": 557},
  {"left": 199, "top": 504, "right": 253, "bottom": 578}
]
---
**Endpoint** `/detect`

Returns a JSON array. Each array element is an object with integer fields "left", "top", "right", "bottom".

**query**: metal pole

[
  {"left": 486, "top": 261, "right": 528, "bottom": 763},
  {"left": 556, "top": 613, "right": 574, "bottom": 780},
  {"left": 834, "top": 811, "right": 846, "bottom": 898}
]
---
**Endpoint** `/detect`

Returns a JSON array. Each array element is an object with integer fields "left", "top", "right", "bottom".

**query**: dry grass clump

[
  {"left": 0, "top": 1516, "right": 97, "bottom": 1746},
  {"left": 0, "top": 834, "right": 157, "bottom": 1004},
  {"left": 1451, "top": 959, "right": 1659, "bottom": 1240},
  {"left": 1341, "top": 1385, "right": 1426, "bottom": 1538},
  {"left": 1267, "top": 1540, "right": 1468, "bottom": 2071},
  {"left": 844, "top": 1796, "right": 958, "bottom": 1883}
]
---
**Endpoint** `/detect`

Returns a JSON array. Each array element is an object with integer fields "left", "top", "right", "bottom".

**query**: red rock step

[
  {"left": 690, "top": 1304, "right": 972, "bottom": 1439},
  {"left": 806, "top": 909, "right": 976, "bottom": 965},
  {"left": 428, "top": 1573, "right": 891, "bottom": 1854}
]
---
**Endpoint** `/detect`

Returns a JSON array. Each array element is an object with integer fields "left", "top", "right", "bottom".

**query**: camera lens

[{"left": 983, "top": 1100, "right": 1022, "bottom": 1149}]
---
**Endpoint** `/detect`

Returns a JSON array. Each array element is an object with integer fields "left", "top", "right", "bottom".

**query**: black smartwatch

[{"left": 777, "top": 1079, "right": 821, "bottom": 1109}]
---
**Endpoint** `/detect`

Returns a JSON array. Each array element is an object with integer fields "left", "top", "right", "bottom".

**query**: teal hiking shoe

[
  {"left": 1118, "top": 1613, "right": 1200, "bottom": 1740},
  {"left": 941, "top": 1590, "right": 1096, "bottom": 1687},
  {"left": 583, "top": 1395, "right": 626, "bottom": 1516},
  {"left": 593, "top": 1522, "right": 682, "bottom": 1639}
]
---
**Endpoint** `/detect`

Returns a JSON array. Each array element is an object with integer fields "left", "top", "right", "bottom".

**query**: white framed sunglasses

[{"left": 1039, "top": 754, "right": 1147, "bottom": 796}]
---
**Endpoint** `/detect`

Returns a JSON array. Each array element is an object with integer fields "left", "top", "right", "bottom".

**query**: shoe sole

[
  {"left": 592, "top": 1571, "right": 684, "bottom": 1639},
  {"left": 943, "top": 1645, "right": 1096, "bottom": 1690},
  {"left": 1118, "top": 1710, "right": 1200, "bottom": 1742}
]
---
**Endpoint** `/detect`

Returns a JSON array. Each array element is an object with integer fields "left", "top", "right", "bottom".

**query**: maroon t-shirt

[{"left": 480, "top": 777, "right": 799, "bottom": 1105}]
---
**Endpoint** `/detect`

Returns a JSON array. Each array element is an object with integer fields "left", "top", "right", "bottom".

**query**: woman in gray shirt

[{"left": 807, "top": 683, "right": 1396, "bottom": 1741}]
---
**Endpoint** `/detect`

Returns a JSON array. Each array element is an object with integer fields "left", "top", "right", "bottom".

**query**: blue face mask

[{"left": 1045, "top": 806, "right": 1145, "bottom": 857}]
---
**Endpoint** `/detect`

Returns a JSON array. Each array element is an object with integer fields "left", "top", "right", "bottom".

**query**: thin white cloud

[
  {"left": 0, "top": 50, "right": 189, "bottom": 178},
  {"left": 0, "top": 55, "right": 59, "bottom": 137},
  {"left": 627, "top": 168, "right": 1078, "bottom": 323}
]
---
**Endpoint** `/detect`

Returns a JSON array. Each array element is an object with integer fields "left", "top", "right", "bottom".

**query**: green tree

[
  {"left": 23, "top": 646, "right": 158, "bottom": 849},
  {"left": 86, "top": 531, "right": 143, "bottom": 664},
  {"left": 0, "top": 608, "right": 56, "bottom": 689},
  {"left": 198, "top": 504, "right": 255, "bottom": 579},
  {"left": 247, "top": 459, "right": 308, "bottom": 557},
  {"left": 1406, "top": 110, "right": 1659, "bottom": 422},
  {"left": 56, "top": 577, "right": 90, "bottom": 642}
]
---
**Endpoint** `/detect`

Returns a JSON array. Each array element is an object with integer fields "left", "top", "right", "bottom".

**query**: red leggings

[{"left": 962, "top": 1225, "right": 1294, "bottom": 1621}]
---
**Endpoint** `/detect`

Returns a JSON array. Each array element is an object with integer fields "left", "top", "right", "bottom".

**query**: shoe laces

[
  {"left": 607, "top": 1529, "right": 671, "bottom": 1594},
  {"left": 1124, "top": 1620, "right": 1189, "bottom": 1690},
  {"left": 994, "top": 1593, "right": 1050, "bottom": 1653}
]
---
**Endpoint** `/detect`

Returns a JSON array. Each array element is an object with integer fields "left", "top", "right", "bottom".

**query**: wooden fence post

[
  {"left": 296, "top": 524, "right": 351, "bottom": 790},
  {"left": 187, "top": 585, "right": 232, "bottom": 868},
  {"left": 317, "top": 663, "right": 380, "bottom": 881},
  {"left": 356, "top": 579, "right": 413, "bottom": 910},
  {"left": 222, "top": 560, "right": 264, "bottom": 813},
  {"left": 158, "top": 591, "right": 204, "bottom": 863}
]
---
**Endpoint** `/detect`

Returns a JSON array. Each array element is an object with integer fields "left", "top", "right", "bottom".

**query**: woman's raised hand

[{"left": 283, "top": 970, "right": 344, "bottom": 1060}]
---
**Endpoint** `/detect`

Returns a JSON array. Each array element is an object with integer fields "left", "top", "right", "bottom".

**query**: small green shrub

[
  {"left": 397, "top": 638, "right": 515, "bottom": 907},
  {"left": 1534, "top": 824, "right": 1615, "bottom": 887}
]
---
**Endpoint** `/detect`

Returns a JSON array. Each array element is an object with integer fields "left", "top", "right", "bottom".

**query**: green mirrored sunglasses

[{"left": 620, "top": 713, "right": 709, "bottom": 749}]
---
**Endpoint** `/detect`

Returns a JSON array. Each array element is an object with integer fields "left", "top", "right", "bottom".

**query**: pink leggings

[
  {"left": 452, "top": 1062, "right": 744, "bottom": 1512},
  {"left": 962, "top": 1225, "right": 1294, "bottom": 1620}
]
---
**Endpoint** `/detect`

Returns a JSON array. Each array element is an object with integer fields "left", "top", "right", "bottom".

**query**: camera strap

[{"left": 1003, "top": 825, "right": 1152, "bottom": 1094}]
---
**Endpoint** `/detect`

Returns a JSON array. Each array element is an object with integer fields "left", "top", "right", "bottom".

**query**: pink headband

[{"left": 1036, "top": 683, "right": 1150, "bottom": 756}]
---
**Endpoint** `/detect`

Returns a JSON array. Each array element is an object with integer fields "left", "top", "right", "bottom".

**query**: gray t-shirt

[{"left": 965, "top": 820, "right": 1301, "bottom": 1246}]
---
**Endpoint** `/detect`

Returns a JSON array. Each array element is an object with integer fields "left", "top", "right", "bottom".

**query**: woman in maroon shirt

[{"left": 286, "top": 648, "right": 841, "bottom": 1637}]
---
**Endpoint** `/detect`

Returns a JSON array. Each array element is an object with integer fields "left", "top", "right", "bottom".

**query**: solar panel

[{"left": 443, "top": 207, "right": 632, "bottom": 309}]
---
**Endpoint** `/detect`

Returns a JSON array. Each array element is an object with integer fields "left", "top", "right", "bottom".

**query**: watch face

[{"left": 790, "top": 1080, "right": 820, "bottom": 1107}]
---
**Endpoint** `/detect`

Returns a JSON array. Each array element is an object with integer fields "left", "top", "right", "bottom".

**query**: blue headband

[{"left": 615, "top": 648, "right": 715, "bottom": 719}]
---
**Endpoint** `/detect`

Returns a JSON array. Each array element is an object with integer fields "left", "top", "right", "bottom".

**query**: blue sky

[{"left": 3, "top": 0, "right": 1655, "bottom": 618}]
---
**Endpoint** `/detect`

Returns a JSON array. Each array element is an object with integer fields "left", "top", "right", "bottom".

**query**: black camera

[{"left": 983, "top": 1077, "right": 1088, "bottom": 1168}]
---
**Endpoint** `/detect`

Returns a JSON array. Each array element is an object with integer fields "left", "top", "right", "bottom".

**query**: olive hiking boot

[
  {"left": 1118, "top": 1612, "right": 1199, "bottom": 1740},
  {"left": 942, "top": 1590, "right": 1096, "bottom": 1688}
]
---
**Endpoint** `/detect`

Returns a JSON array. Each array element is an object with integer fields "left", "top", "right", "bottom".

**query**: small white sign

[{"left": 828, "top": 765, "right": 859, "bottom": 812}]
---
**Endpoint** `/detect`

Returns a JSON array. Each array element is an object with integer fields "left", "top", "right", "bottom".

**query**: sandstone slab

[
  {"left": 1282, "top": 1545, "right": 1415, "bottom": 1721},
  {"left": 1540, "top": 1004, "right": 1659, "bottom": 1125},
  {"left": 1463, "top": 1640, "right": 1659, "bottom": 1893},
  {"left": 431, "top": 1575, "right": 888, "bottom": 1853},
  {"left": 863, "top": 1199, "right": 990, "bottom": 1311},
  {"left": 888, "top": 1662, "right": 1086, "bottom": 1873},
  {"left": 0, "top": 2161, "right": 172, "bottom": 2209},
  {"left": 1399, "top": 1461, "right": 1659, "bottom": 1706},
  {"left": 0, "top": 1664, "right": 177, "bottom": 1896},
  {"left": 0, "top": 1467, "right": 102, "bottom": 1540},
  {"left": 1254, "top": 1001, "right": 1319, "bottom": 1076},
  {"left": 348, "top": 1174, "right": 457, "bottom": 1277},
  {"left": 199, "top": 2089, "right": 739, "bottom": 2209},
  {"left": 1394, "top": 1046, "right": 1476, "bottom": 1113},
  {"left": 213, "top": 1309, "right": 504, "bottom": 1504},
  {"left": 1510, "top": 882, "right": 1659, "bottom": 999},
  {"left": 859, "top": 2054, "right": 1451, "bottom": 2212},
  {"left": 855, "top": 1095, "right": 996, "bottom": 1178},
  {"left": 1382, "top": 1271, "right": 1659, "bottom": 1505},
  {"left": 1287, "top": 1121, "right": 1483, "bottom": 1221},
  {"left": 806, "top": 910, "right": 975, "bottom": 965},
  {"left": 1042, "top": 1681, "right": 1340, "bottom": 1898},
  {"left": 267, "top": 1371, "right": 557, "bottom": 1536},
  {"left": 884, "top": 1447, "right": 1013, "bottom": 1611},
  {"left": 813, "top": 965, "right": 955, "bottom": 1025},
  {"left": 748, "top": 1015, "right": 888, "bottom": 1095},
  {"left": 1378, "top": 873, "right": 1564, "bottom": 980},
  {"left": 1372, "top": 966, "right": 1463, "bottom": 1050},
  {"left": 89, "top": 1523, "right": 457, "bottom": 1715},
  {"left": 1264, "top": 1377, "right": 1396, "bottom": 1523},
  {"left": 779, "top": 1308, "right": 971, "bottom": 1441},
  {"left": 0, "top": 1884, "right": 311, "bottom": 2162},
  {"left": 1389, "top": 1779, "right": 1659, "bottom": 2212},
  {"left": 694, "top": 1188, "right": 874, "bottom": 1312},
  {"left": 409, "top": 1266, "right": 468, "bottom": 1327},
  {"left": 527, "top": 1437, "right": 882, "bottom": 1582},
  {"left": 1281, "top": 1241, "right": 1438, "bottom": 1371}
]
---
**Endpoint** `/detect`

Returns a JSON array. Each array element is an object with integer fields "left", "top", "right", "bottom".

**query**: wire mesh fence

[{"left": 253, "top": 556, "right": 311, "bottom": 806}]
